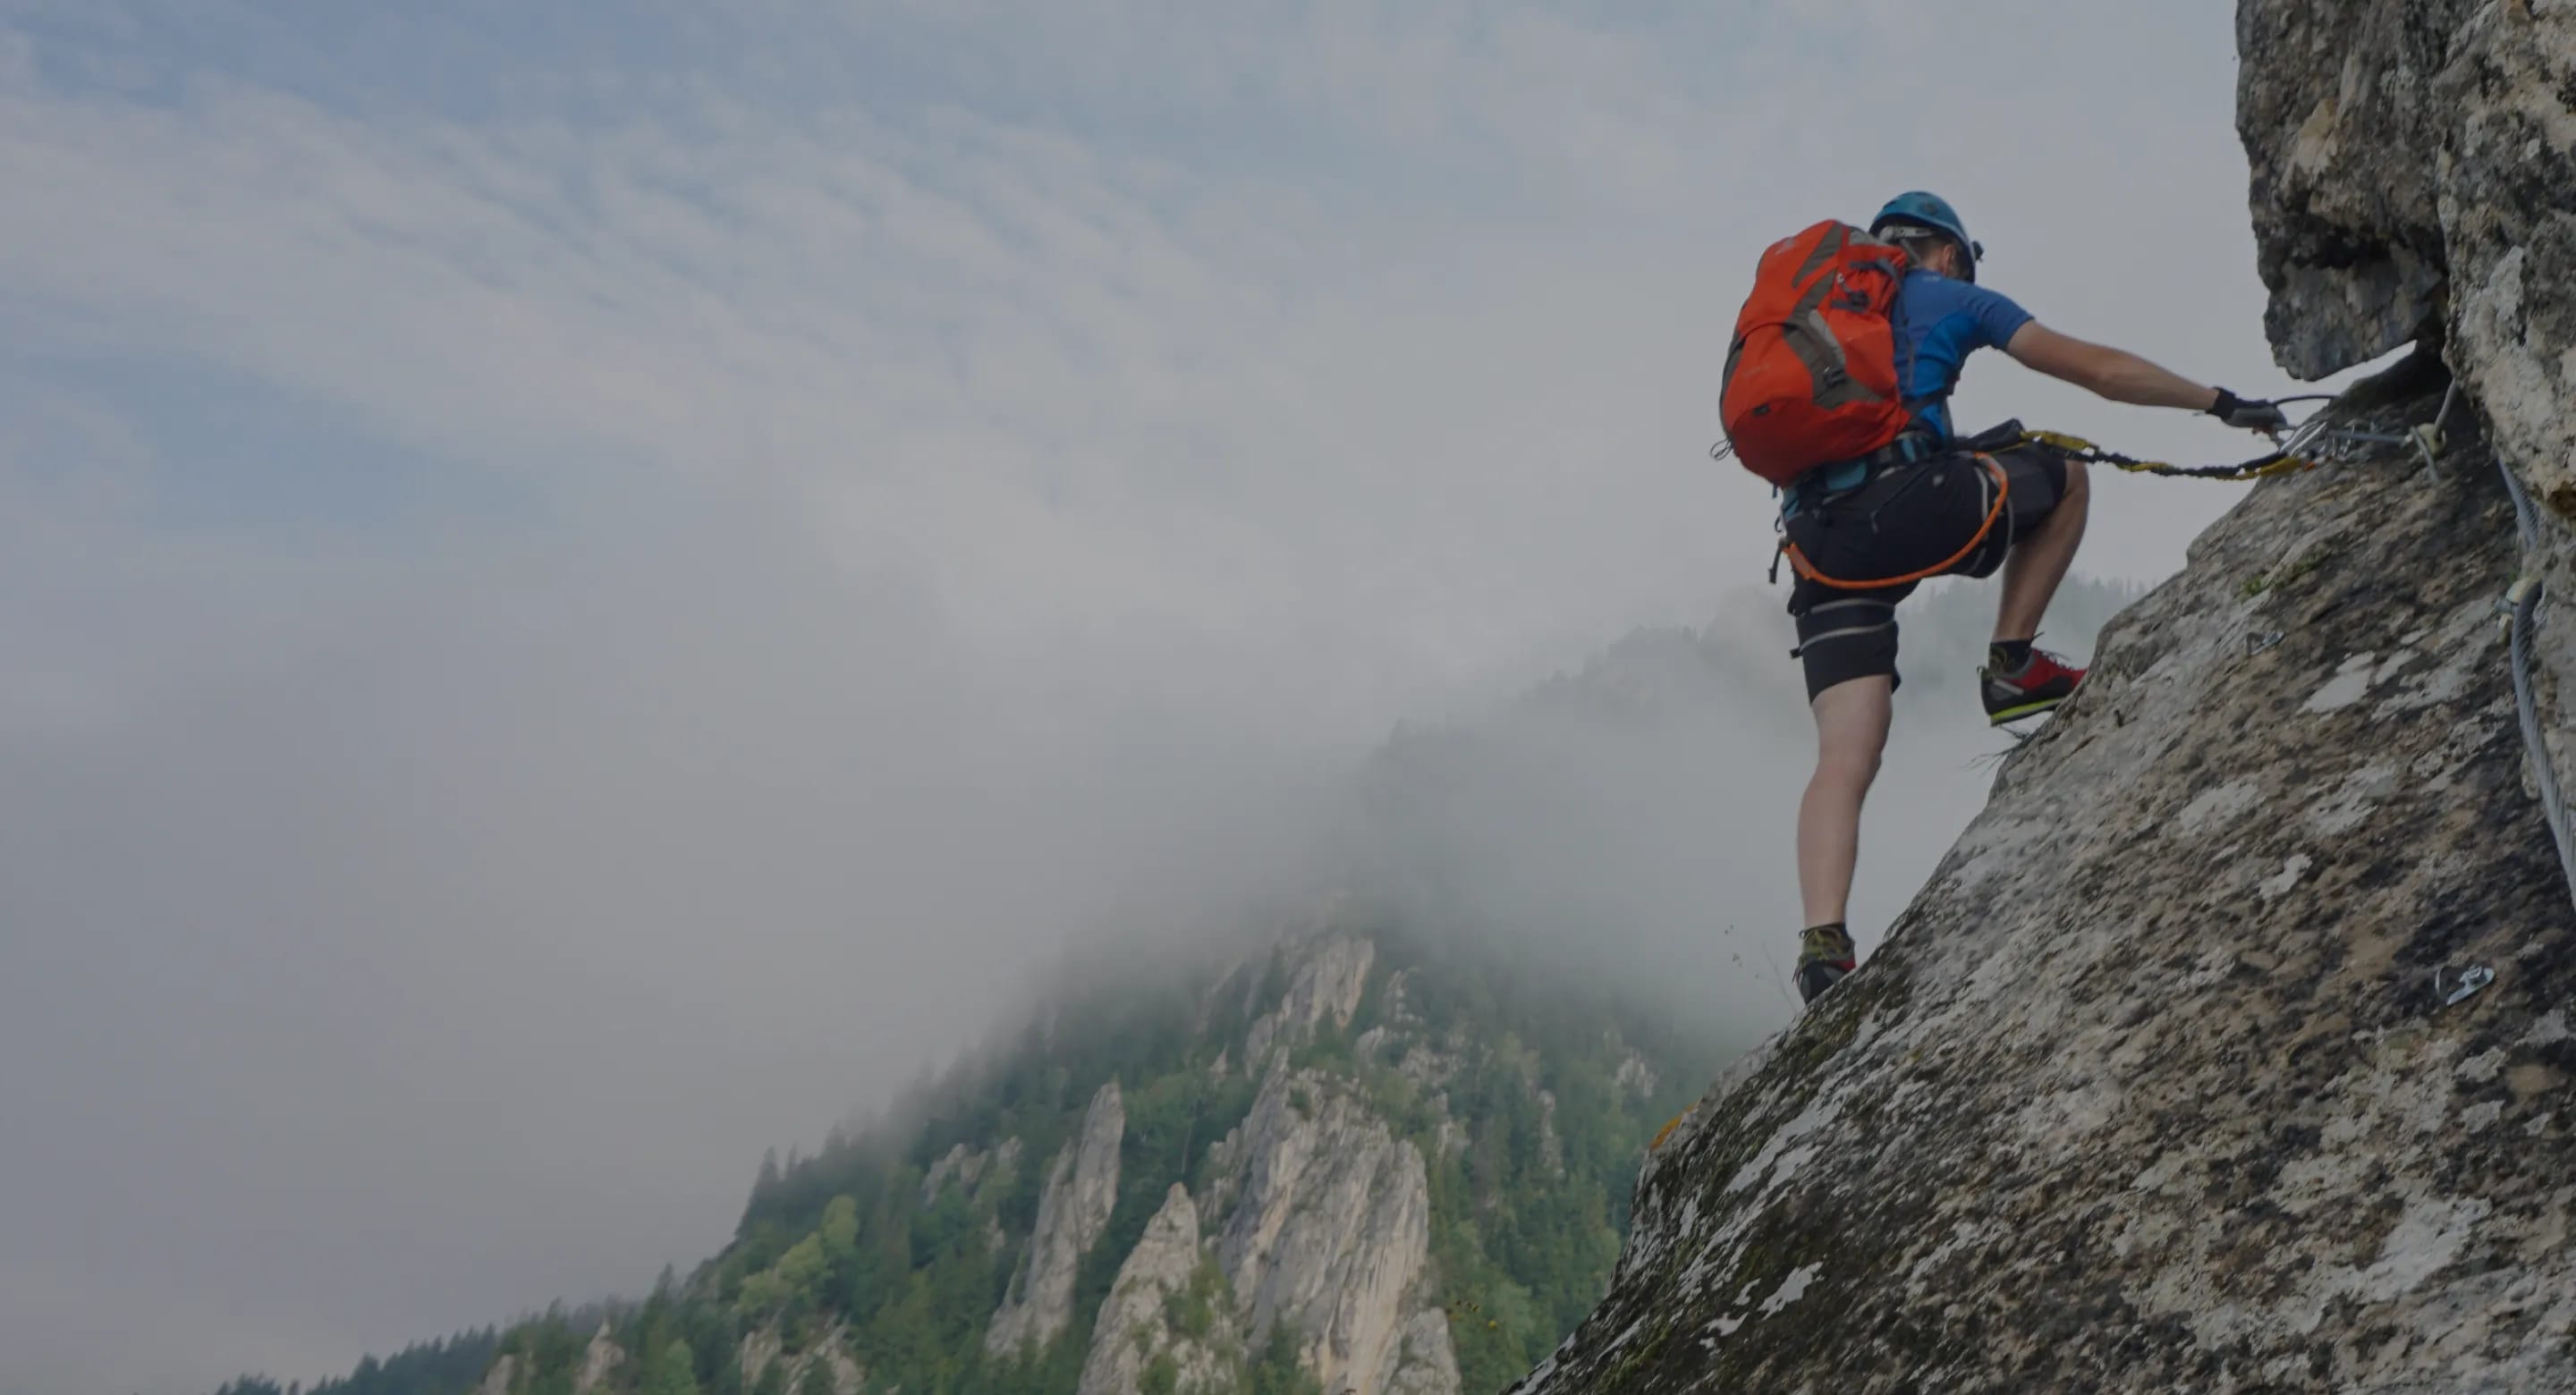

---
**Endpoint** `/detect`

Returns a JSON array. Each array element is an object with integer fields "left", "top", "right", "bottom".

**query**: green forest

[
  {"left": 211, "top": 924, "right": 1729, "bottom": 1395},
  {"left": 210, "top": 1330, "right": 504, "bottom": 1395}
]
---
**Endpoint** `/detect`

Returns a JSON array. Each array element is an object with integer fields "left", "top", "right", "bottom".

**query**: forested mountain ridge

[
  {"left": 218, "top": 924, "right": 1726, "bottom": 1395},
  {"left": 699, "top": 923, "right": 1724, "bottom": 1395}
]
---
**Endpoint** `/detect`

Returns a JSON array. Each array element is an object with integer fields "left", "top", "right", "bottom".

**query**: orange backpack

[{"left": 1718, "top": 221, "right": 1914, "bottom": 486}]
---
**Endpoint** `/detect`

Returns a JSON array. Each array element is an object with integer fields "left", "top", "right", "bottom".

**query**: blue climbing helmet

[{"left": 1869, "top": 191, "right": 1985, "bottom": 283}]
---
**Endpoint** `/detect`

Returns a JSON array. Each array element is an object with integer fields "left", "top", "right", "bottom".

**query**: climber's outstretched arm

[{"left": 2003, "top": 322, "right": 2217, "bottom": 410}]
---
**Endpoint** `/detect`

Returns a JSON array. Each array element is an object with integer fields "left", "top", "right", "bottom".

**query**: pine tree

[{"left": 641, "top": 1340, "right": 700, "bottom": 1395}]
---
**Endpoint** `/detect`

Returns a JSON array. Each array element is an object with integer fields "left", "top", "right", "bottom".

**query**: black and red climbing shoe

[
  {"left": 1980, "top": 645, "right": 2086, "bottom": 726},
  {"left": 1795, "top": 923, "right": 1858, "bottom": 1004}
]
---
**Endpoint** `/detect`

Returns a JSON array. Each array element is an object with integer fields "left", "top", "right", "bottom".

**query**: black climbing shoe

[
  {"left": 1980, "top": 646, "right": 2086, "bottom": 726},
  {"left": 1795, "top": 923, "right": 1858, "bottom": 1004}
]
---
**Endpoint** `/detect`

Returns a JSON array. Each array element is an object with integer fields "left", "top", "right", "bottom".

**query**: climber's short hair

[{"left": 1879, "top": 224, "right": 1968, "bottom": 277}]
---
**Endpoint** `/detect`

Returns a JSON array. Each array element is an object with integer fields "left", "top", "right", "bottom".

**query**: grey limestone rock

[
  {"left": 816, "top": 1336, "right": 864, "bottom": 1395},
  {"left": 987, "top": 1080, "right": 1127, "bottom": 1357},
  {"left": 1245, "top": 934, "right": 1377, "bottom": 1068},
  {"left": 2239, "top": 0, "right": 2576, "bottom": 982},
  {"left": 2240, "top": 0, "right": 2575, "bottom": 513},
  {"left": 1381, "top": 1308, "right": 1466, "bottom": 1395},
  {"left": 737, "top": 1327, "right": 782, "bottom": 1392},
  {"left": 1075, "top": 1184, "right": 1241, "bottom": 1395},
  {"left": 572, "top": 1323, "right": 622, "bottom": 1395},
  {"left": 920, "top": 1141, "right": 988, "bottom": 1205},
  {"left": 1216, "top": 1064, "right": 1459, "bottom": 1395},
  {"left": 1613, "top": 1049, "right": 1658, "bottom": 1101}
]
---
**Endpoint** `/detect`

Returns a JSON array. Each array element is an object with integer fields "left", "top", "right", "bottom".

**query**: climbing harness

[
  {"left": 1776, "top": 452, "right": 2012, "bottom": 589},
  {"left": 1763, "top": 410, "right": 2336, "bottom": 588}
]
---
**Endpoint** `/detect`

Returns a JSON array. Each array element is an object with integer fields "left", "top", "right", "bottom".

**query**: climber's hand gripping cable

[{"left": 2208, "top": 388, "right": 2292, "bottom": 435}]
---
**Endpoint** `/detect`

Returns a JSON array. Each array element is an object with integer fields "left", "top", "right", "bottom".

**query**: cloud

[{"left": 0, "top": 0, "right": 2298, "bottom": 674}]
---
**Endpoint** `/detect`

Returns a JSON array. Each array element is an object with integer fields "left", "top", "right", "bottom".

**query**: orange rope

[{"left": 1780, "top": 452, "right": 2010, "bottom": 590}]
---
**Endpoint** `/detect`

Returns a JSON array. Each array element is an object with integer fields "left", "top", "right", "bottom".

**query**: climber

[{"left": 1786, "top": 191, "right": 2290, "bottom": 1003}]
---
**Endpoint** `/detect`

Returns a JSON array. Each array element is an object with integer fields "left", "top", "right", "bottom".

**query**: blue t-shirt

[{"left": 1890, "top": 269, "right": 2035, "bottom": 441}]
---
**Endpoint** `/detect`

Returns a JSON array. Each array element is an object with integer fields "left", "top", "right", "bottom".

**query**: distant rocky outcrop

[
  {"left": 1212, "top": 1064, "right": 1453, "bottom": 1395},
  {"left": 1076, "top": 1185, "right": 1240, "bottom": 1395},
  {"left": 987, "top": 1080, "right": 1126, "bottom": 1356},
  {"left": 812, "top": 1340, "right": 863, "bottom": 1395},
  {"left": 392, "top": 903, "right": 1711, "bottom": 1395},
  {"left": 1244, "top": 933, "right": 1376, "bottom": 1069},
  {"left": 572, "top": 1323, "right": 621, "bottom": 1395},
  {"left": 737, "top": 1322, "right": 862, "bottom": 1395},
  {"left": 921, "top": 1136, "right": 1021, "bottom": 1206},
  {"left": 1612, "top": 1051, "right": 1657, "bottom": 1100}
]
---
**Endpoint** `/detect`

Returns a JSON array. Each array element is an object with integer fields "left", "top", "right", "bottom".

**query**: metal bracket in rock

[{"left": 2435, "top": 964, "right": 2495, "bottom": 1009}]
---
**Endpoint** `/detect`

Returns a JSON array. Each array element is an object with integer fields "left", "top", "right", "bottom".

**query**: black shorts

[{"left": 1784, "top": 444, "right": 2070, "bottom": 701}]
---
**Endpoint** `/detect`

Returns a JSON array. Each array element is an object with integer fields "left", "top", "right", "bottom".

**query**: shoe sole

[
  {"left": 1795, "top": 961, "right": 1852, "bottom": 1005},
  {"left": 1986, "top": 694, "right": 2069, "bottom": 726}
]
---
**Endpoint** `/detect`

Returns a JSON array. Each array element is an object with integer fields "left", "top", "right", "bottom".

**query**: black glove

[{"left": 2207, "top": 388, "right": 2289, "bottom": 433}]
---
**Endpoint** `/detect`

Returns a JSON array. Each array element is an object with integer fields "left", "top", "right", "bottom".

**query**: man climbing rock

[{"left": 1767, "top": 192, "right": 2288, "bottom": 1003}]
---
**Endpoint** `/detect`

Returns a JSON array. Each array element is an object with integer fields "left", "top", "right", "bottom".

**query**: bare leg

[
  {"left": 1993, "top": 458, "right": 2090, "bottom": 644},
  {"left": 1797, "top": 675, "right": 1894, "bottom": 927}
]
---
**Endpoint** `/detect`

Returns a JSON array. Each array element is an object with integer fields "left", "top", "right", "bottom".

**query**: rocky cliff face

[
  {"left": 2240, "top": 0, "right": 2576, "bottom": 777},
  {"left": 2241, "top": 0, "right": 2575, "bottom": 508},
  {"left": 1211, "top": 1062, "right": 1446, "bottom": 1395},
  {"left": 987, "top": 1080, "right": 1127, "bottom": 1356},
  {"left": 1063, "top": 1035, "right": 1464, "bottom": 1395},
  {"left": 1243, "top": 932, "right": 1376, "bottom": 1070},
  {"left": 736, "top": 1322, "right": 862, "bottom": 1395},
  {"left": 1076, "top": 1185, "right": 1239, "bottom": 1395},
  {"left": 573, "top": 1323, "right": 622, "bottom": 1395},
  {"left": 1126, "top": 933, "right": 1463, "bottom": 1395},
  {"left": 1513, "top": 6, "right": 2576, "bottom": 1390}
]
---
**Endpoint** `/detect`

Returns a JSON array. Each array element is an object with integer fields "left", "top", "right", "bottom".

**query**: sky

[{"left": 0, "top": 2, "right": 2354, "bottom": 1390}]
